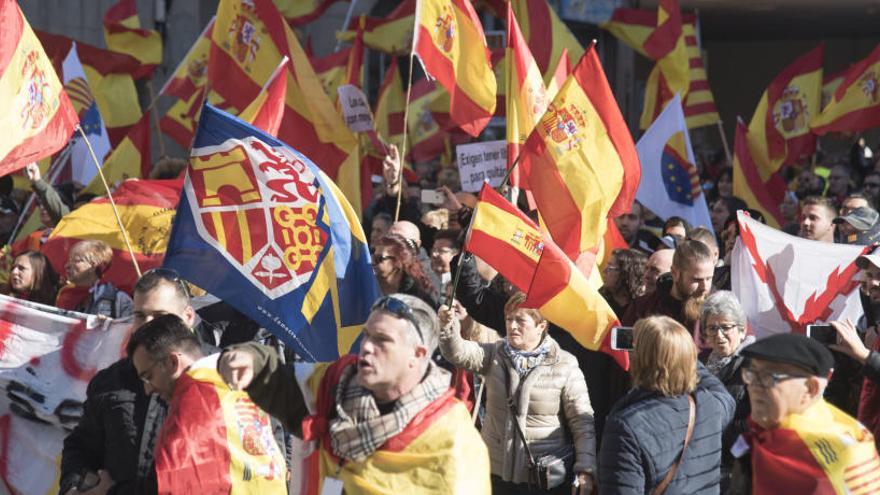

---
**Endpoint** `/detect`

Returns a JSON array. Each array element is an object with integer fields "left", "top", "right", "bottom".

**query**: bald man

[{"left": 643, "top": 249, "right": 674, "bottom": 295}]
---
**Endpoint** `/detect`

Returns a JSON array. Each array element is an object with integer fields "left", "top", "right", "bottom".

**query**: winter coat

[
  {"left": 598, "top": 364, "right": 735, "bottom": 495},
  {"left": 439, "top": 329, "right": 597, "bottom": 484},
  {"left": 621, "top": 274, "right": 690, "bottom": 329}
]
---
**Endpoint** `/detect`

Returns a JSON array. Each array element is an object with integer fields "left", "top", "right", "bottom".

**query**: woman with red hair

[{"left": 372, "top": 234, "right": 439, "bottom": 308}]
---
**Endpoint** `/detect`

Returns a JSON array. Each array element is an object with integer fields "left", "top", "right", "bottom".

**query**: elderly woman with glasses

[
  {"left": 698, "top": 291, "right": 754, "bottom": 493},
  {"left": 438, "top": 292, "right": 597, "bottom": 494}
]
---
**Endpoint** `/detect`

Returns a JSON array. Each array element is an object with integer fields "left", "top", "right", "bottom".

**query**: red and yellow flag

[
  {"left": 732, "top": 118, "right": 785, "bottom": 228},
  {"left": 374, "top": 57, "right": 406, "bottom": 149},
  {"left": 42, "top": 178, "right": 183, "bottom": 293},
  {"left": 747, "top": 44, "right": 823, "bottom": 174},
  {"left": 415, "top": 0, "right": 497, "bottom": 137},
  {"left": 276, "top": 0, "right": 337, "bottom": 26},
  {"left": 103, "top": 0, "right": 162, "bottom": 78},
  {"left": 336, "top": 0, "right": 414, "bottom": 55},
  {"left": 408, "top": 79, "right": 450, "bottom": 163},
  {"left": 812, "top": 44, "right": 880, "bottom": 135},
  {"left": 240, "top": 57, "right": 289, "bottom": 137},
  {"left": 161, "top": 20, "right": 212, "bottom": 101},
  {"left": 311, "top": 45, "right": 354, "bottom": 102},
  {"left": 639, "top": 0, "right": 690, "bottom": 129},
  {"left": 81, "top": 112, "right": 152, "bottom": 196},
  {"left": 0, "top": 0, "right": 78, "bottom": 175},
  {"left": 38, "top": 30, "right": 143, "bottom": 146},
  {"left": 521, "top": 44, "right": 641, "bottom": 263},
  {"left": 505, "top": 5, "right": 551, "bottom": 187},
  {"left": 156, "top": 360, "right": 287, "bottom": 494},
  {"left": 749, "top": 399, "right": 880, "bottom": 495}
]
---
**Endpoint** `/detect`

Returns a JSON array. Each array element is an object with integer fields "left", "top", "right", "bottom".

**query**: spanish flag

[
  {"left": 336, "top": 0, "right": 415, "bottom": 56},
  {"left": 732, "top": 118, "right": 785, "bottom": 228},
  {"left": 408, "top": 79, "right": 450, "bottom": 163},
  {"left": 0, "top": 1, "right": 78, "bottom": 175},
  {"left": 42, "top": 178, "right": 182, "bottom": 293},
  {"left": 812, "top": 44, "right": 880, "bottom": 135},
  {"left": 160, "top": 88, "right": 207, "bottom": 149},
  {"left": 465, "top": 184, "right": 544, "bottom": 292},
  {"left": 160, "top": 19, "right": 212, "bottom": 101},
  {"left": 748, "top": 44, "right": 823, "bottom": 174},
  {"left": 239, "top": 57, "right": 289, "bottom": 137},
  {"left": 505, "top": 5, "right": 550, "bottom": 188},
  {"left": 156, "top": 357, "right": 287, "bottom": 494},
  {"left": 81, "top": 112, "right": 152, "bottom": 196},
  {"left": 103, "top": 0, "right": 162, "bottom": 78},
  {"left": 748, "top": 398, "right": 880, "bottom": 495},
  {"left": 310, "top": 42, "right": 357, "bottom": 103},
  {"left": 414, "top": 0, "right": 497, "bottom": 137},
  {"left": 374, "top": 58, "right": 406, "bottom": 149},
  {"left": 523, "top": 233, "right": 626, "bottom": 369},
  {"left": 639, "top": 0, "right": 690, "bottom": 129},
  {"left": 521, "top": 44, "right": 641, "bottom": 263},
  {"left": 275, "top": 0, "right": 337, "bottom": 26}
]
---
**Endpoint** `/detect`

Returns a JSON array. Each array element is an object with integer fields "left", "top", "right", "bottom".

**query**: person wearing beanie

[{"left": 738, "top": 333, "right": 880, "bottom": 494}]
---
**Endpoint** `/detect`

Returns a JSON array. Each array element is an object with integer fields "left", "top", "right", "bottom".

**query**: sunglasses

[
  {"left": 144, "top": 268, "right": 191, "bottom": 298},
  {"left": 371, "top": 296, "right": 423, "bottom": 344},
  {"left": 373, "top": 255, "right": 396, "bottom": 264}
]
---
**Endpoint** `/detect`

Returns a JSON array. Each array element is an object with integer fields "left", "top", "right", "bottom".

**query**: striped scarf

[
  {"left": 504, "top": 337, "right": 551, "bottom": 375},
  {"left": 328, "top": 361, "right": 450, "bottom": 462}
]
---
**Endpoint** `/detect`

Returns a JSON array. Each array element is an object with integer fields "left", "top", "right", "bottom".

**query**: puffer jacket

[
  {"left": 439, "top": 327, "right": 596, "bottom": 484},
  {"left": 598, "top": 364, "right": 734, "bottom": 495}
]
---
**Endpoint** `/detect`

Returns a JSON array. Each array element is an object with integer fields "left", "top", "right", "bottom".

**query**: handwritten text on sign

[
  {"left": 457, "top": 140, "right": 507, "bottom": 193},
  {"left": 337, "top": 84, "right": 374, "bottom": 132}
]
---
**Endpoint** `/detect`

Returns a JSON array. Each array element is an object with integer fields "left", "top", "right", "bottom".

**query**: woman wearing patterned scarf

[
  {"left": 698, "top": 291, "right": 754, "bottom": 494},
  {"left": 439, "top": 292, "right": 596, "bottom": 494}
]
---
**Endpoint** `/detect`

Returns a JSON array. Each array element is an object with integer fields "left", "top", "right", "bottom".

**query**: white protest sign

[
  {"left": 456, "top": 140, "right": 507, "bottom": 193},
  {"left": 337, "top": 84, "right": 375, "bottom": 132}
]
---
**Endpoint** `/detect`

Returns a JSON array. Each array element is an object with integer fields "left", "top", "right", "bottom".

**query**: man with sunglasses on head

[
  {"left": 218, "top": 293, "right": 490, "bottom": 493},
  {"left": 736, "top": 333, "right": 880, "bottom": 494},
  {"left": 60, "top": 269, "right": 213, "bottom": 495}
]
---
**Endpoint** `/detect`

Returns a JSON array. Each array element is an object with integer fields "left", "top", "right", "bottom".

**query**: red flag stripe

[{"left": 0, "top": 6, "right": 25, "bottom": 76}]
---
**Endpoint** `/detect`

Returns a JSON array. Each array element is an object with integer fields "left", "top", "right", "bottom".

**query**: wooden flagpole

[
  {"left": 394, "top": 50, "right": 416, "bottom": 222},
  {"left": 76, "top": 125, "right": 142, "bottom": 278},
  {"left": 146, "top": 81, "right": 166, "bottom": 158},
  {"left": 716, "top": 120, "right": 732, "bottom": 166}
]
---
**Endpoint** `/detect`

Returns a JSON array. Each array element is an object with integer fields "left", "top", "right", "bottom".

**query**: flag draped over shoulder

[
  {"left": 164, "top": 104, "right": 379, "bottom": 362},
  {"left": 103, "top": 0, "right": 162, "bottom": 78},
  {"left": 520, "top": 44, "right": 641, "bottom": 263},
  {"left": 731, "top": 211, "right": 867, "bottom": 339},
  {"left": 812, "top": 44, "right": 880, "bottom": 135},
  {"left": 43, "top": 178, "right": 182, "bottom": 292},
  {"left": 0, "top": 0, "right": 78, "bottom": 174},
  {"left": 0, "top": 296, "right": 133, "bottom": 495},
  {"left": 635, "top": 95, "right": 713, "bottom": 232},
  {"left": 732, "top": 119, "right": 786, "bottom": 228},
  {"left": 415, "top": 0, "right": 497, "bottom": 137},
  {"left": 156, "top": 357, "right": 287, "bottom": 494},
  {"left": 80, "top": 112, "right": 152, "bottom": 196},
  {"left": 747, "top": 44, "right": 823, "bottom": 173}
]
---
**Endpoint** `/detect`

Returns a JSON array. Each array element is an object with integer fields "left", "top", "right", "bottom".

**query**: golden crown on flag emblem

[
  {"left": 188, "top": 139, "right": 329, "bottom": 296},
  {"left": 19, "top": 49, "right": 53, "bottom": 129},
  {"left": 433, "top": 5, "right": 456, "bottom": 53},
  {"left": 540, "top": 101, "right": 586, "bottom": 151},
  {"left": 773, "top": 85, "right": 809, "bottom": 134},
  {"left": 860, "top": 71, "right": 878, "bottom": 102}
]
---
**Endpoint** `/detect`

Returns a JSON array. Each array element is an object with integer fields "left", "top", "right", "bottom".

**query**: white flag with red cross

[{"left": 732, "top": 211, "right": 870, "bottom": 338}]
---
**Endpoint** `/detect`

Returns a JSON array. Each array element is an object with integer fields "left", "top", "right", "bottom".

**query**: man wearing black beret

[{"left": 737, "top": 333, "right": 880, "bottom": 494}]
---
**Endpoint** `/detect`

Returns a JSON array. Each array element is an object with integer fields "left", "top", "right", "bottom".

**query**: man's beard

[{"left": 683, "top": 294, "right": 707, "bottom": 325}]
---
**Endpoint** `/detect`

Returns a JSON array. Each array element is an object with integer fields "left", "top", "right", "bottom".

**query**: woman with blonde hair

[
  {"left": 57, "top": 240, "right": 133, "bottom": 318},
  {"left": 439, "top": 292, "right": 596, "bottom": 494},
  {"left": 599, "top": 316, "right": 734, "bottom": 494}
]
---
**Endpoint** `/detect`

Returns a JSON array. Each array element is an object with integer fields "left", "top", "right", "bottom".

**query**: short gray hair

[
  {"left": 384, "top": 293, "right": 440, "bottom": 357},
  {"left": 700, "top": 291, "right": 746, "bottom": 331}
]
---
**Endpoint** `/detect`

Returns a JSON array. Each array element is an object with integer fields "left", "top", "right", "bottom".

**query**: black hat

[
  {"left": 741, "top": 333, "right": 834, "bottom": 376},
  {"left": 833, "top": 206, "right": 879, "bottom": 231}
]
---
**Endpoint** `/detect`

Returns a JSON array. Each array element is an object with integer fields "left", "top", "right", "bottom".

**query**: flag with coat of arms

[
  {"left": 635, "top": 94, "right": 713, "bottom": 234},
  {"left": 163, "top": 104, "right": 379, "bottom": 362}
]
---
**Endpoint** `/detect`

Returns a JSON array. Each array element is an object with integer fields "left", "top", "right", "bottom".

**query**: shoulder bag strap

[
  {"left": 501, "top": 363, "right": 537, "bottom": 466},
  {"left": 651, "top": 394, "right": 696, "bottom": 495}
]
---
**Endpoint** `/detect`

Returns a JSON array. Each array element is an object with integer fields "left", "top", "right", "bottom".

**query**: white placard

[
  {"left": 337, "top": 84, "right": 374, "bottom": 132},
  {"left": 456, "top": 140, "right": 507, "bottom": 193}
]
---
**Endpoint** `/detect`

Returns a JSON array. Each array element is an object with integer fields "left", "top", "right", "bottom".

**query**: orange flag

[
  {"left": 521, "top": 44, "right": 641, "bottom": 263},
  {"left": 505, "top": 5, "right": 550, "bottom": 187},
  {"left": 414, "top": 0, "right": 497, "bottom": 137},
  {"left": 812, "top": 44, "right": 880, "bottom": 135},
  {"left": 732, "top": 118, "right": 786, "bottom": 228},
  {"left": 103, "top": 0, "right": 162, "bottom": 78},
  {"left": 0, "top": 0, "right": 78, "bottom": 174},
  {"left": 240, "top": 57, "right": 289, "bottom": 137},
  {"left": 747, "top": 44, "right": 823, "bottom": 174}
]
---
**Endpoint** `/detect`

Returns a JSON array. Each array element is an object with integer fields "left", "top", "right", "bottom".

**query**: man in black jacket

[{"left": 59, "top": 269, "right": 203, "bottom": 495}]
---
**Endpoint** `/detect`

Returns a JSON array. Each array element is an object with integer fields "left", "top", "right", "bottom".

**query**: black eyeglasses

[
  {"left": 373, "top": 255, "right": 396, "bottom": 264},
  {"left": 143, "top": 268, "right": 191, "bottom": 298},
  {"left": 371, "top": 296, "right": 423, "bottom": 344}
]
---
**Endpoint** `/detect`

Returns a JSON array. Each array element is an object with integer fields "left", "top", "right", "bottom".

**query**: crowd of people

[{"left": 2, "top": 128, "right": 880, "bottom": 495}]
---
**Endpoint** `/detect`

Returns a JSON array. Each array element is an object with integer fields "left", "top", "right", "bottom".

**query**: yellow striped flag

[
  {"left": 414, "top": 0, "right": 497, "bottom": 137},
  {"left": 747, "top": 44, "right": 823, "bottom": 175},
  {"left": 103, "top": 0, "right": 162, "bottom": 78},
  {"left": 521, "top": 44, "right": 641, "bottom": 263},
  {"left": 812, "top": 44, "right": 880, "bottom": 135},
  {"left": 0, "top": 0, "right": 78, "bottom": 175},
  {"left": 639, "top": 0, "right": 690, "bottom": 129}
]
